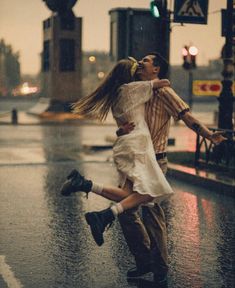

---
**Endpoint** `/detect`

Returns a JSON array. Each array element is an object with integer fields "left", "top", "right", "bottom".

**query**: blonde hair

[{"left": 72, "top": 58, "right": 137, "bottom": 121}]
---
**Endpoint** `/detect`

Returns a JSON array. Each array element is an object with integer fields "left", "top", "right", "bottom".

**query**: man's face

[{"left": 136, "top": 55, "right": 160, "bottom": 81}]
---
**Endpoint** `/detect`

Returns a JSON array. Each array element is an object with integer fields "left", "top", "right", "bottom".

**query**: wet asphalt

[{"left": 0, "top": 101, "right": 234, "bottom": 288}]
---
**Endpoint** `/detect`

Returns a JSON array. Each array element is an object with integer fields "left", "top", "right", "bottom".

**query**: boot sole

[
  {"left": 60, "top": 180, "right": 75, "bottom": 196},
  {"left": 85, "top": 213, "right": 104, "bottom": 246}
]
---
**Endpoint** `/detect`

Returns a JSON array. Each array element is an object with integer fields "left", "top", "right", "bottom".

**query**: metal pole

[
  {"left": 125, "top": 8, "right": 132, "bottom": 58},
  {"left": 11, "top": 108, "right": 18, "bottom": 125},
  {"left": 194, "top": 133, "right": 200, "bottom": 167},
  {"left": 161, "top": 0, "right": 170, "bottom": 62},
  {"left": 218, "top": 0, "right": 234, "bottom": 129},
  {"left": 188, "top": 70, "right": 193, "bottom": 108}
]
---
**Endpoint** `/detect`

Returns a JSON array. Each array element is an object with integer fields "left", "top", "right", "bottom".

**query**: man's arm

[{"left": 181, "top": 111, "right": 227, "bottom": 144}]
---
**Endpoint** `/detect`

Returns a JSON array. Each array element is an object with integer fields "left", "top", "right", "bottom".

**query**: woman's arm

[
  {"left": 116, "top": 79, "right": 170, "bottom": 137},
  {"left": 151, "top": 79, "right": 170, "bottom": 90}
]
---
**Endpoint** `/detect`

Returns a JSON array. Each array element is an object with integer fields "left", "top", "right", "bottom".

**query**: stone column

[{"left": 41, "top": 14, "right": 82, "bottom": 112}]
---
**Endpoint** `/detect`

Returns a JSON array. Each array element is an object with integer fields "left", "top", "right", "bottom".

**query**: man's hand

[
  {"left": 116, "top": 122, "right": 135, "bottom": 137},
  {"left": 210, "top": 131, "right": 227, "bottom": 145},
  {"left": 181, "top": 112, "right": 227, "bottom": 144}
]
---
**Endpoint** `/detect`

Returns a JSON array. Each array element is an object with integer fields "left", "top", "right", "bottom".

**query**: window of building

[{"left": 60, "top": 39, "right": 75, "bottom": 71}]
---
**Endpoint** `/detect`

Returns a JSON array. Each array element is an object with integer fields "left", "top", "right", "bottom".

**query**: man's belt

[{"left": 155, "top": 152, "right": 167, "bottom": 160}]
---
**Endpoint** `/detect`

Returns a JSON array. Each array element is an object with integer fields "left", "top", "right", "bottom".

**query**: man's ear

[{"left": 154, "top": 66, "right": 160, "bottom": 74}]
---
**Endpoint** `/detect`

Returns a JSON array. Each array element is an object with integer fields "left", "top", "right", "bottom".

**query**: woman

[{"left": 60, "top": 57, "right": 174, "bottom": 246}]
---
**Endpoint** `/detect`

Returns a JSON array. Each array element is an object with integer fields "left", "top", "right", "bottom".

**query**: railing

[{"left": 194, "top": 128, "right": 235, "bottom": 168}]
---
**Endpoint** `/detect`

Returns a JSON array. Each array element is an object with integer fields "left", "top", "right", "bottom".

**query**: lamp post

[
  {"left": 182, "top": 45, "right": 198, "bottom": 108},
  {"left": 88, "top": 55, "right": 96, "bottom": 73},
  {"left": 218, "top": 0, "right": 234, "bottom": 129}
]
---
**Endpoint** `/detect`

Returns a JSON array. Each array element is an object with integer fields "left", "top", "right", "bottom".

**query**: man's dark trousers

[{"left": 118, "top": 158, "right": 168, "bottom": 274}]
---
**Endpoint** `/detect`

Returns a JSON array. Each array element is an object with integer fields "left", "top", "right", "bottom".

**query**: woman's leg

[
  {"left": 93, "top": 178, "right": 133, "bottom": 201},
  {"left": 60, "top": 168, "right": 133, "bottom": 201},
  {"left": 87, "top": 176, "right": 153, "bottom": 212},
  {"left": 98, "top": 180, "right": 154, "bottom": 216},
  {"left": 85, "top": 179, "right": 154, "bottom": 246},
  {"left": 118, "top": 192, "right": 154, "bottom": 211},
  {"left": 94, "top": 184, "right": 131, "bottom": 202},
  {"left": 92, "top": 180, "right": 154, "bottom": 210}
]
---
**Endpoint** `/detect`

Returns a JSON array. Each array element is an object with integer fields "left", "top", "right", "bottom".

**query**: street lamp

[
  {"left": 182, "top": 45, "right": 198, "bottom": 108},
  {"left": 88, "top": 55, "right": 96, "bottom": 73},
  {"left": 97, "top": 71, "right": 105, "bottom": 80},
  {"left": 182, "top": 45, "right": 198, "bottom": 70},
  {"left": 189, "top": 46, "right": 198, "bottom": 69},
  {"left": 88, "top": 56, "right": 96, "bottom": 63}
]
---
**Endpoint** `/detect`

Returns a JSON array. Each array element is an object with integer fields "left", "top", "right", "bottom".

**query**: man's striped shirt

[{"left": 145, "top": 86, "right": 189, "bottom": 153}]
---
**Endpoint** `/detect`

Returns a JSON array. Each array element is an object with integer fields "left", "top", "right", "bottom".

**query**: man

[
  {"left": 60, "top": 53, "right": 225, "bottom": 285},
  {"left": 117, "top": 52, "right": 226, "bottom": 284}
]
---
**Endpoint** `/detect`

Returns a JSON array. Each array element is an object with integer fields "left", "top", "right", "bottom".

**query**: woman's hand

[
  {"left": 152, "top": 79, "right": 170, "bottom": 90},
  {"left": 116, "top": 122, "right": 135, "bottom": 137}
]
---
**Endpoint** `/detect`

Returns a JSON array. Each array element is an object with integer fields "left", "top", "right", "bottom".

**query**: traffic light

[
  {"left": 182, "top": 46, "right": 191, "bottom": 70},
  {"left": 182, "top": 45, "right": 198, "bottom": 70},
  {"left": 188, "top": 46, "right": 198, "bottom": 69},
  {"left": 150, "top": 0, "right": 166, "bottom": 18}
]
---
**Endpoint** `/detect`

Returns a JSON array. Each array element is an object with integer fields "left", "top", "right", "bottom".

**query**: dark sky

[{"left": 0, "top": 0, "right": 226, "bottom": 74}]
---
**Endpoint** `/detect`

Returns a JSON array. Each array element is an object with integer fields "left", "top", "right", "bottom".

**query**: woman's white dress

[{"left": 112, "top": 81, "right": 174, "bottom": 203}]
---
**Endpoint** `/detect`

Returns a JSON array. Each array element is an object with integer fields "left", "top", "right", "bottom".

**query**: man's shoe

[
  {"left": 127, "top": 278, "right": 156, "bottom": 287},
  {"left": 85, "top": 208, "right": 115, "bottom": 246},
  {"left": 154, "top": 271, "right": 168, "bottom": 287},
  {"left": 60, "top": 169, "right": 92, "bottom": 196},
  {"left": 127, "top": 264, "right": 152, "bottom": 278}
]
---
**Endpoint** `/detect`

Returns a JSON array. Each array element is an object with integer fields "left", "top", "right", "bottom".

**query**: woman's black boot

[
  {"left": 85, "top": 208, "right": 115, "bottom": 246},
  {"left": 60, "top": 169, "right": 92, "bottom": 196}
]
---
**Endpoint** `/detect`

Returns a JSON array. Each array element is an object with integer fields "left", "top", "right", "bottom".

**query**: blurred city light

[
  {"left": 21, "top": 82, "right": 38, "bottom": 95},
  {"left": 189, "top": 46, "right": 198, "bottom": 56},
  {"left": 88, "top": 56, "right": 96, "bottom": 62},
  {"left": 97, "top": 71, "right": 105, "bottom": 79},
  {"left": 182, "top": 46, "right": 188, "bottom": 56},
  {"left": 12, "top": 82, "right": 39, "bottom": 96}
]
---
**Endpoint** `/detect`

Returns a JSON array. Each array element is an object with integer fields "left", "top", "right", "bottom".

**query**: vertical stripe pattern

[{"left": 145, "top": 87, "right": 189, "bottom": 153}]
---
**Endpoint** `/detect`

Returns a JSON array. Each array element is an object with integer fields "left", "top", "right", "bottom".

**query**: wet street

[{"left": 0, "top": 103, "right": 235, "bottom": 288}]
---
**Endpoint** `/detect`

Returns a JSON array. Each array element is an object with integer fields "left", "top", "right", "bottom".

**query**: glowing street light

[
  {"left": 189, "top": 46, "right": 198, "bottom": 56},
  {"left": 182, "top": 45, "right": 198, "bottom": 108},
  {"left": 89, "top": 56, "right": 96, "bottom": 63},
  {"left": 182, "top": 45, "right": 198, "bottom": 69},
  {"left": 97, "top": 71, "right": 105, "bottom": 79}
]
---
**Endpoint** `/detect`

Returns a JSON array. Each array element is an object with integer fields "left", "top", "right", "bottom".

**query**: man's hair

[{"left": 148, "top": 52, "right": 169, "bottom": 79}]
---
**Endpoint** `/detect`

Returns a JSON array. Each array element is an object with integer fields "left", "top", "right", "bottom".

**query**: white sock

[
  {"left": 91, "top": 183, "right": 104, "bottom": 195},
  {"left": 111, "top": 203, "right": 124, "bottom": 216}
]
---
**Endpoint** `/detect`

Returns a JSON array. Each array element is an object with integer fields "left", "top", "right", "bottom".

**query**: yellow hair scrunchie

[{"left": 128, "top": 56, "right": 138, "bottom": 77}]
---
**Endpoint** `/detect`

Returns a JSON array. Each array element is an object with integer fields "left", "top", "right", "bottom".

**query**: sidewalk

[
  {"left": 0, "top": 110, "right": 234, "bottom": 197},
  {"left": 0, "top": 111, "right": 83, "bottom": 125},
  {"left": 167, "top": 162, "right": 234, "bottom": 197}
]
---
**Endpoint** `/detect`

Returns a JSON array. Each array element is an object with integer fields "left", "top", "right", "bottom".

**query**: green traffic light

[{"left": 150, "top": 1, "right": 160, "bottom": 18}]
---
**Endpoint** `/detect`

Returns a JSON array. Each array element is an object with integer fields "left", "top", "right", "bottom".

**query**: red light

[{"left": 182, "top": 47, "right": 188, "bottom": 56}]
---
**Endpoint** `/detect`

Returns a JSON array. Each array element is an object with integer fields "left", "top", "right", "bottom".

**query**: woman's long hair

[{"left": 72, "top": 59, "right": 135, "bottom": 121}]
